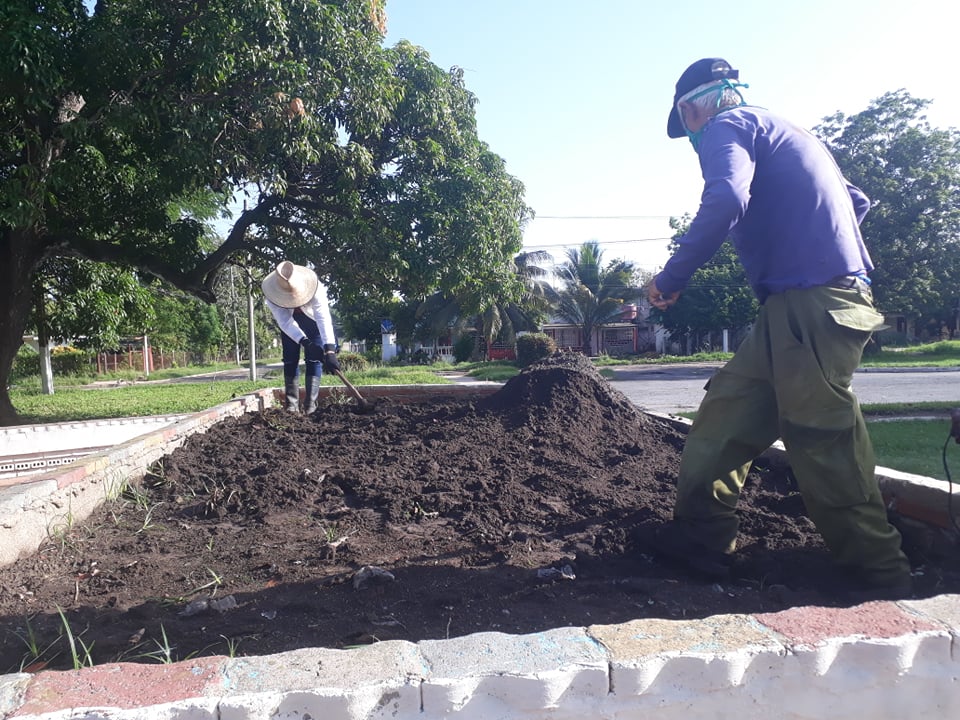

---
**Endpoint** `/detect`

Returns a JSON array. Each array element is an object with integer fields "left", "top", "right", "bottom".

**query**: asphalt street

[
  {"left": 162, "top": 362, "right": 960, "bottom": 417},
  {"left": 608, "top": 363, "right": 960, "bottom": 415}
]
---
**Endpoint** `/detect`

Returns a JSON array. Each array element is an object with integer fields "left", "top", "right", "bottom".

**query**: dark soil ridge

[{"left": 1, "top": 353, "right": 958, "bottom": 673}]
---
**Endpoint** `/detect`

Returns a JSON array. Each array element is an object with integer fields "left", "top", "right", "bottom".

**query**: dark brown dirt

[{"left": 1, "top": 354, "right": 958, "bottom": 673}]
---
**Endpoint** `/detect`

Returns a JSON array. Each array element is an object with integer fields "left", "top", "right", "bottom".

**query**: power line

[
  {"left": 534, "top": 214, "right": 674, "bottom": 220},
  {"left": 524, "top": 236, "right": 674, "bottom": 249}
]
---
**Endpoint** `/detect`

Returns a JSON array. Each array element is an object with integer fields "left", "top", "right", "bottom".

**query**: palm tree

[
  {"left": 416, "top": 250, "right": 557, "bottom": 359},
  {"left": 555, "top": 241, "right": 642, "bottom": 356}
]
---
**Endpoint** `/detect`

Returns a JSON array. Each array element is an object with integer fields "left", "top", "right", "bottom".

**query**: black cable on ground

[{"left": 944, "top": 409, "right": 960, "bottom": 534}]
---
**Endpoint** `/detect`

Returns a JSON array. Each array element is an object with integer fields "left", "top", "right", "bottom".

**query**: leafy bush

[
  {"left": 51, "top": 346, "right": 92, "bottom": 376},
  {"left": 515, "top": 333, "right": 556, "bottom": 367},
  {"left": 363, "top": 344, "right": 382, "bottom": 365},
  {"left": 874, "top": 330, "right": 914, "bottom": 348},
  {"left": 453, "top": 335, "right": 475, "bottom": 363},
  {"left": 12, "top": 345, "right": 94, "bottom": 378},
  {"left": 11, "top": 345, "right": 40, "bottom": 380},
  {"left": 338, "top": 351, "right": 368, "bottom": 372}
]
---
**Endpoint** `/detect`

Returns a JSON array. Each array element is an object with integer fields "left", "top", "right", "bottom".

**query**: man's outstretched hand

[{"left": 647, "top": 278, "right": 680, "bottom": 310}]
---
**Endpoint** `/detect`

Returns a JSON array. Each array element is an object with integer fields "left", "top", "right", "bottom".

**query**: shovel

[{"left": 330, "top": 368, "right": 377, "bottom": 413}]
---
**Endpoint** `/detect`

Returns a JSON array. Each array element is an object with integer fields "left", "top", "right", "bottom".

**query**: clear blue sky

[{"left": 384, "top": 0, "right": 960, "bottom": 273}]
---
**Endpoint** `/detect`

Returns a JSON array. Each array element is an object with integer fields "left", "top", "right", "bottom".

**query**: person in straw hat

[{"left": 262, "top": 260, "right": 340, "bottom": 413}]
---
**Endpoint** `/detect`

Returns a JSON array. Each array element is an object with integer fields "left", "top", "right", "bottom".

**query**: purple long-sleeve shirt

[{"left": 655, "top": 106, "right": 872, "bottom": 302}]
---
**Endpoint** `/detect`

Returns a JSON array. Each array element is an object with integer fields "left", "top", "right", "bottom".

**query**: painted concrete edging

[
  {"left": 1, "top": 387, "right": 959, "bottom": 719},
  {"left": 3, "top": 599, "right": 958, "bottom": 720}
]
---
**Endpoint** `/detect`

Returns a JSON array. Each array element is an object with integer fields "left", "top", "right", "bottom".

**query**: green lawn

[
  {"left": 862, "top": 340, "right": 960, "bottom": 368},
  {"left": 868, "top": 417, "right": 959, "bottom": 481},
  {"left": 9, "top": 365, "right": 451, "bottom": 424}
]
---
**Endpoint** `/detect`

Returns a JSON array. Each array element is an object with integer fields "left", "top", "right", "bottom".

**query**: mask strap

[
  {"left": 718, "top": 79, "right": 749, "bottom": 107},
  {"left": 676, "top": 80, "right": 750, "bottom": 132}
]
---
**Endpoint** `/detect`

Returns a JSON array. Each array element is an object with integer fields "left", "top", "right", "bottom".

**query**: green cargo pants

[{"left": 674, "top": 282, "right": 910, "bottom": 585}]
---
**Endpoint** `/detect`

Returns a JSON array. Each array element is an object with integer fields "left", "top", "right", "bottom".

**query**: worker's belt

[{"left": 824, "top": 274, "right": 869, "bottom": 290}]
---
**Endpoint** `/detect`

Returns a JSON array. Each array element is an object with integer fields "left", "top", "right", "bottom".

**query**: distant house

[{"left": 540, "top": 304, "right": 659, "bottom": 357}]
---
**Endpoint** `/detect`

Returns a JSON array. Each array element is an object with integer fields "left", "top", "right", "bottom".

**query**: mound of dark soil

[{"left": 1, "top": 354, "right": 958, "bottom": 672}]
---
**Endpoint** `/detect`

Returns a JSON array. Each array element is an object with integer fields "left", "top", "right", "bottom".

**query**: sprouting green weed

[
  {"left": 15, "top": 617, "right": 63, "bottom": 672},
  {"left": 220, "top": 635, "right": 242, "bottom": 658},
  {"left": 137, "top": 624, "right": 176, "bottom": 664},
  {"left": 142, "top": 460, "right": 168, "bottom": 488},
  {"left": 319, "top": 523, "right": 340, "bottom": 543},
  {"left": 125, "top": 625, "right": 202, "bottom": 665},
  {"left": 135, "top": 502, "right": 164, "bottom": 534},
  {"left": 326, "top": 388, "right": 353, "bottom": 406},
  {"left": 122, "top": 482, "right": 154, "bottom": 512},
  {"left": 163, "top": 568, "right": 225, "bottom": 604},
  {"left": 56, "top": 606, "right": 94, "bottom": 669},
  {"left": 103, "top": 473, "right": 131, "bottom": 501}
]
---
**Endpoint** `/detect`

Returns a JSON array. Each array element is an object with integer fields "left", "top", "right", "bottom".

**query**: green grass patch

[
  {"left": 10, "top": 365, "right": 450, "bottom": 423},
  {"left": 13, "top": 360, "right": 286, "bottom": 389},
  {"left": 11, "top": 382, "right": 275, "bottom": 423},
  {"left": 676, "top": 406, "right": 958, "bottom": 480},
  {"left": 862, "top": 340, "right": 960, "bottom": 368},
  {"left": 868, "top": 418, "right": 957, "bottom": 481},
  {"left": 340, "top": 367, "right": 452, "bottom": 386},
  {"left": 467, "top": 363, "right": 519, "bottom": 382},
  {"left": 860, "top": 401, "right": 959, "bottom": 417}
]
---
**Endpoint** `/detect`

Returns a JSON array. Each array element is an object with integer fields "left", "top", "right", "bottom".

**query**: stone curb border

[
  {"left": 1, "top": 386, "right": 959, "bottom": 718},
  {"left": 3, "top": 598, "right": 958, "bottom": 719}
]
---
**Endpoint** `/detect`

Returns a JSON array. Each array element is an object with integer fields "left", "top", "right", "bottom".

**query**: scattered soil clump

[{"left": 1, "top": 354, "right": 958, "bottom": 672}]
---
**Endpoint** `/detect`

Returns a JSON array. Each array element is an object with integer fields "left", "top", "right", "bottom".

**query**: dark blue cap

[{"left": 667, "top": 58, "right": 739, "bottom": 138}]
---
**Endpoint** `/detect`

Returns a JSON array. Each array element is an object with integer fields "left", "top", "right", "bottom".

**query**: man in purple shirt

[{"left": 649, "top": 58, "right": 911, "bottom": 600}]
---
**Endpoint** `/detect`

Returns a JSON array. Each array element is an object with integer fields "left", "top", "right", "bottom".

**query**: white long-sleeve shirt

[{"left": 265, "top": 283, "right": 336, "bottom": 347}]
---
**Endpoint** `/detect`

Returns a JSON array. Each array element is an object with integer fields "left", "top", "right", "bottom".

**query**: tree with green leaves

[
  {"left": 32, "top": 257, "right": 156, "bottom": 352},
  {"left": 332, "top": 292, "right": 401, "bottom": 354},
  {"left": 554, "top": 241, "right": 642, "bottom": 356},
  {"left": 413, "top": 249, "right": 557, "bottom": 360},
  {"left": 0, "top": 0, "right": 529, "bottom": 423},
  {"left": 814, "top": 90, "right": 960, "bottom": 338},
  {"left": 651, "top": 216, "right": 758, "bottom": 352}
]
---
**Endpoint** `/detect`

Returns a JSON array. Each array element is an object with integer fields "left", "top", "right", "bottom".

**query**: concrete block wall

[
  {"left": 0, "top": 389, "right": 274, "bottom": 568},
  {"left": 1, "top": 387, "right": 959, "bottom": 718},
  {"left": 0, "top": 415, "right": 188, "bottom": 457},
  {"left": 3, "top": 600, "right": 958, "bottom": 719},
  {"left": 0, "top": 416, "right": 189, "bottom": 481}
]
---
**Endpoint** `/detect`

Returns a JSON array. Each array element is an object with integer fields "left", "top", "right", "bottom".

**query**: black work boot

[
  {"left": 652, "top": 520, "right": 734, "bottom": 581},
  {"left": 284, "top": 379, "right": 301, "bottom": 412},
  {"left": 304, "top": 375, "right": 321, "bottom": 415},
  {"left": 842, "top": 571, "right": 914, "bottom": 604}
]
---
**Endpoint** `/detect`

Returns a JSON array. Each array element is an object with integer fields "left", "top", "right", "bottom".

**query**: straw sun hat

[{"left": 261, "top": 261, "right": 319, "bottom": 308}]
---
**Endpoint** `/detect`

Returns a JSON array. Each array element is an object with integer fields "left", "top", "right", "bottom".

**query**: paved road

[
  {"left": 150, "top": 362, "right": 960, "bottom": 417},
  {"left": 608, "top": 363, "right": 960, "bottom": 415}
]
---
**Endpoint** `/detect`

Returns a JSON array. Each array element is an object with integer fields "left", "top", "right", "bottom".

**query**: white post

[
  {"left": 381, "top": 334, "right": 397, "bottom": 362},
  {"left": 231, "top": 265, "right": 241, "bottom": 366},
  {"left": 723, "top": 329, "right": 729, "bottom": 353},
  {"left": 142, "top": 335, "right": 150, "bottom": 378},
  {"left": 247, "top": 273, "right": 257, "bottom": 381},
  {"left": 39, "top": 343, "right": 54, "bottom": 395}
]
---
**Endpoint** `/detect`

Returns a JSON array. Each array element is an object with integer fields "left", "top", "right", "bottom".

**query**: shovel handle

[{"left": 332, "top": 368, "right": 368, "bottom": 405}]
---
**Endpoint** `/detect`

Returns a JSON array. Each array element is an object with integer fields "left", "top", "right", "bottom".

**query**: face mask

[{"left": 677, "top": 79, "right": 749, "bottom": 153}]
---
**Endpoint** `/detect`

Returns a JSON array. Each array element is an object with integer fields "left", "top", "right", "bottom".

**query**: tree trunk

[
  {"left": 0, "top": 230, "right": 48, "bottom": 425},
  {"left": 581, "top": 323, "right": 593, "bottom": 356}
]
